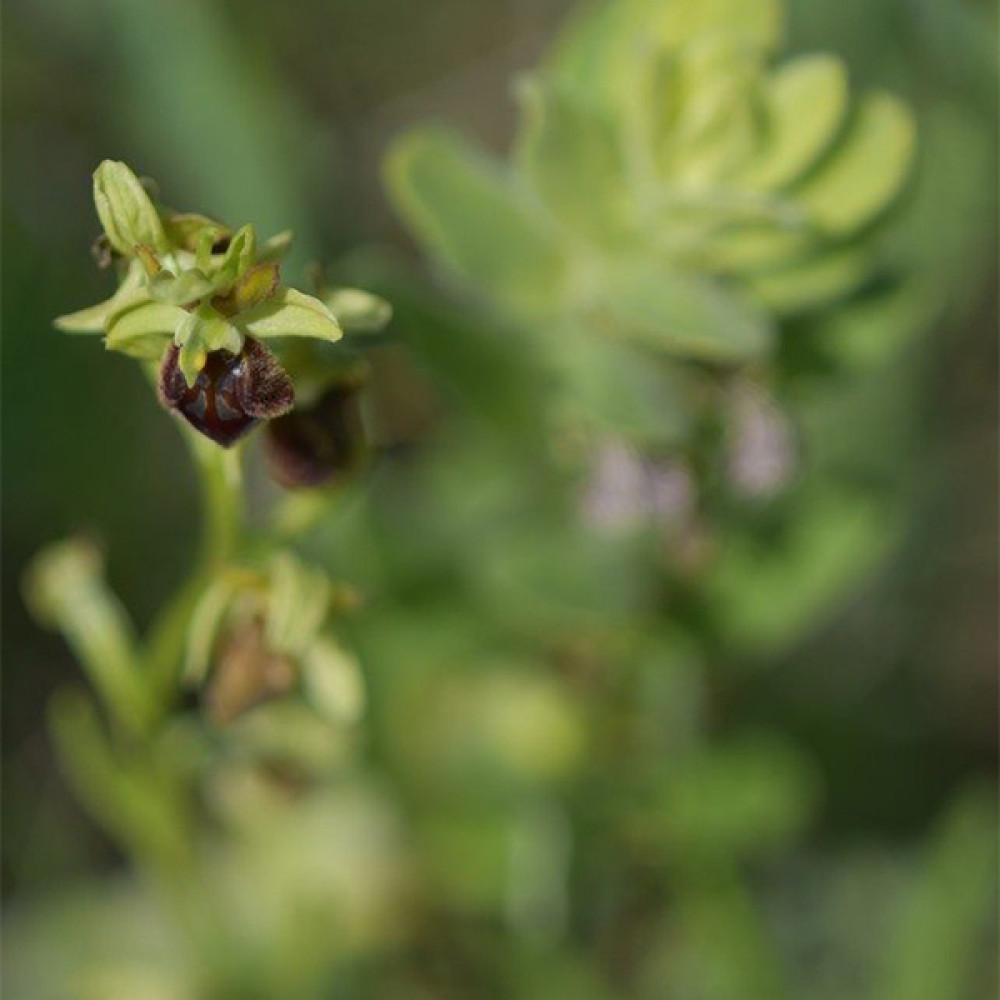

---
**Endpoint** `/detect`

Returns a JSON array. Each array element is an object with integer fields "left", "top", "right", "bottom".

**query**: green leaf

[
  {"left": 48, "top": 690, "right": 187, "bottom": 868},
  {"left": 875, "top": 787, "right": 998, "bottom": 1000},
  {"left": 92, "top": 160, "right": 168, "bottom": 256},
  {"left": 641, "top": 0, "right": 784, "bottom": 53},
  {"left": 555, "top": 331, "right": 691, "bottom": 446},
  {"left": 105, "top": 299, "right": 186, "bottom": 359},
  {"left": 660, "top": 733, "right": 819, "bottom": 859},
  {"left": 596, "top": 264, "right": 774, "bottom": 363},
  {"left": 516, "top": 77, "right": 631, "bottom": 242},
  {"left": 24, "top": 539, "right": 153, "bottom": 735},
  {"left": 746, "top": 244, "right": 879, "bottom": 313},
  {"left": 705, "top": 488, "right": 899, "bottom": 657},
  {"left": 236, "top": 287, "right": 343, "bottom": 343},
  {"left": 796, "top": 92, "right": 916, "bottom": 234},
  {"left": 323, "top": 287, "right": 393, "bottom": 334},
  {"left": 655, "top": 38, "right": 766, "bottom": 186},
  {"left": 548, "top": 0, "right": 783, "bottom": 111},
  {"left": 743, "top": 54, "right": 849, "bottom": 190},
  {"left": 54, "top": 260, "right": 146, "bottom": 333},
  {"left": 385, "top": 128, "right": 569, "bottom": 317}
]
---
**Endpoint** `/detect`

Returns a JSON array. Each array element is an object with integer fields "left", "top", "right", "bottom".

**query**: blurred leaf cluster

[{"left": 3, "top": 0, "right": 997, "bottom": 999}]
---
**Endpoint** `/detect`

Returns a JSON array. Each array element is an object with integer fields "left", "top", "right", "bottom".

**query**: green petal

[
  {"left": 105, "top": 299, "right": 186, "bottom": 359},
  {"left": 163, "top": 212, "right": 230, "bottom": 253},
  {"left": 92, "top": 160, "right": 168, "bottom": 257},
  {"left": 235, "top": 288, "right": 343, "bottom": 343},
  {"left": 147, "top": 267, "right": 217, "bottom": 306},
  {"left": 323, "top": 287, "right": 393, "bottom": 334},
  {"left": 211, "top": 223, "right": 257, "bottom": 289},
  {"left": 230, "top": 263, "right": 280, "bottom": 314}
]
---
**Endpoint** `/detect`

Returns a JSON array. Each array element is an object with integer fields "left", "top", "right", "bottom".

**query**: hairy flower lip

[{"left": 158, "top": 338, "right": 295, "bottom": 448}]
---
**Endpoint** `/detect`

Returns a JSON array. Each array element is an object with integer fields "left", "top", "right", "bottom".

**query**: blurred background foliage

[{"left": 2, "top": 0, "right": 997, "bottom": 998}]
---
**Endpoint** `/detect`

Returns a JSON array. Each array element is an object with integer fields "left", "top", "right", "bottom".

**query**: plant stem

[
  {"left": 143, "top": 433, "right": 246, "bottom": 703},
  {"left": 196, "top": 436, "right": 245, "bottom": 571}
]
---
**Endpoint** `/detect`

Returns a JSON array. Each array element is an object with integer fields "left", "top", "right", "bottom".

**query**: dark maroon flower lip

[
  {"left": 158, "top": 338, "right": 294, "bottom": 448},
  {"left": 264, "top": 380, "right": 368, "bottom": 488}
]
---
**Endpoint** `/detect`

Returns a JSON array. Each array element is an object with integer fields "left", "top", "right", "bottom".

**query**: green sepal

[
  {"left": 92, "top": 160, "right": 169, "bottom": 257},
  {"left": 105, "top": 298, "right": 187, "bottom": 359},
  {"left": 54, "top": 260, "right": 146, "bottom": 334},
  {"left": 235, "top": 288, "right": 343, "bottom": 343},
  {"left": 323, "top": 287, "right": 393, "bottom": 334}
]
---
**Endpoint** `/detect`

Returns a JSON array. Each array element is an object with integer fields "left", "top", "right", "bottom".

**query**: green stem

[
  {"left": 196, "top": 436, "right": 245, "bottom": 571},
  {"left": 143, "top": 433, "right": 246, "bottom": 702}
]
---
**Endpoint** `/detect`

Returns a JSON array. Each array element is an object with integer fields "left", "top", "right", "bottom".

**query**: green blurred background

[{"left": 2, "top": 0, "right": 997, "bottom": 997}]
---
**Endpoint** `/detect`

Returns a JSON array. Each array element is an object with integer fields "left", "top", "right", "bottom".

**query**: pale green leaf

[
  {"left": 705, "top": 489, "right": 899, "bottom": 656},
  {"left": 548, "top": 0, "right": 782, "bottom": 111},
  {"left": 386, "top": 128, "right": 569, "bottom": 317},
  {"left": 554, "top": 331, "right": 691, "bottom": 446},
  {"left": 92, "top": 160, "right": 169, "bottom": 256},
  {"left": 746, "top": 245, "right": 879, "bottom": 313},
  {"left": 596, "top": 264, "right": 774, "bottom": 363},
  {"left": 743, "top": 54, "right": 850, "bottom": 190},
  {"left": 516, "top": 77, "right": 632, "bottom": 242},
  {"left": 655, "top": 38, "right": 767, "bottom": 186},
  {"left": 796, "top": 92, "right": 916, "bottom": 234},
  {"left": 236, "top": 287, "right": 343, "bottom": 343},
  {"left": 641, "top": 0, "right": 784, "bottom": 53},
  {"left": 875, "top": 787, "right": 998, "bottom": 1000}
]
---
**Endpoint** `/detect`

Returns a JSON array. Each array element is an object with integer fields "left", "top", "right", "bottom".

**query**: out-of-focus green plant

[
  {"left": 10, "top": 2, "right": 997, "bottom": 999},
  {"left": 387, "top": 0, "right": 914, "bottom": 450}
]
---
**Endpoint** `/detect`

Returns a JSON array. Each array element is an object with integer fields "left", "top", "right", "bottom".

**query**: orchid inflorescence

[{"left": 57, "top": 160, "right": 390, "bottom": 457}]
